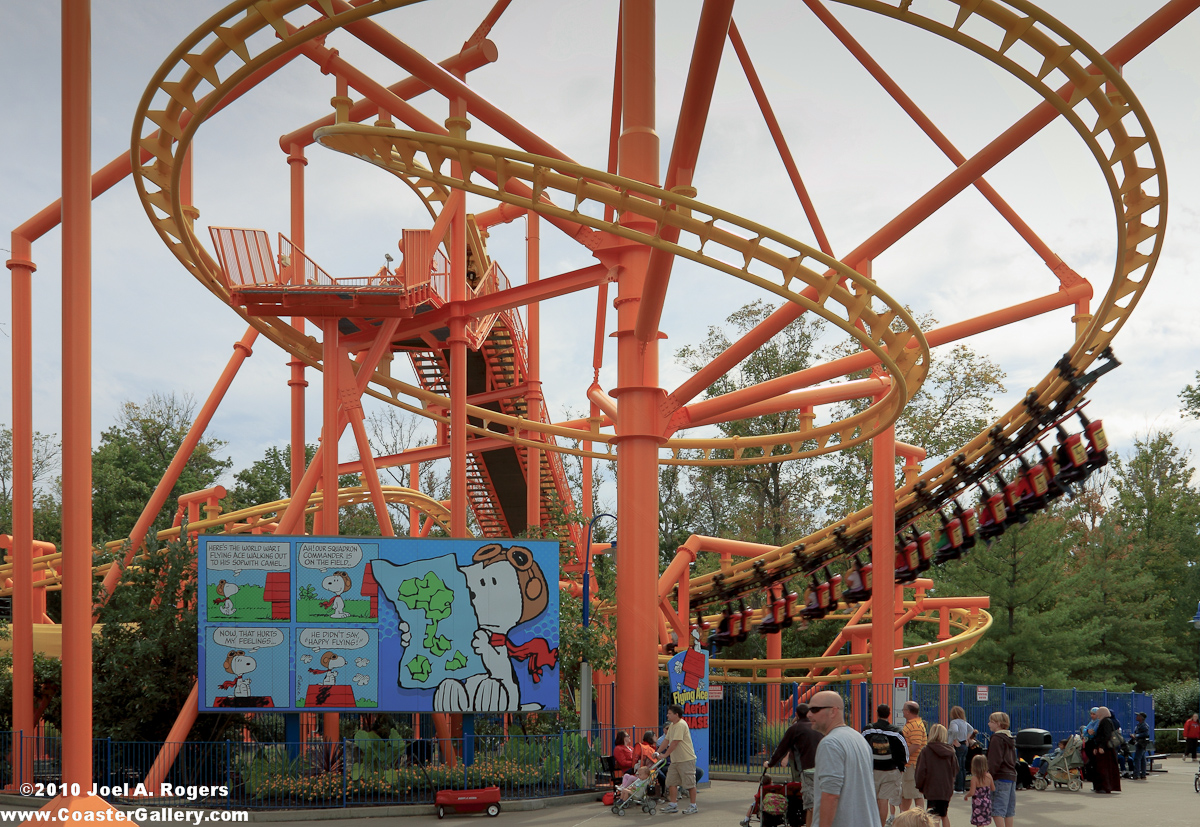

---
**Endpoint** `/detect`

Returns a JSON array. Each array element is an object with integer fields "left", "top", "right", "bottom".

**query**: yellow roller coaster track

[
  {"left": 128, "top": 0, "right": 1163, "bottom": 609},
  {"left": 657, "top": 604, "right": 994, "bottom": 684}
]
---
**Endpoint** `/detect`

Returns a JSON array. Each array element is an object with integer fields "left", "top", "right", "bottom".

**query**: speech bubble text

[
  {"left": 207, "top": 541, "right": 289, "bottom": 575},
  {"left": 298, "top": 628, "right": 370, "bottom": 651},
  {"left": 212, "top": 628, "right": 286, "bottom": 651},
  {"left": 298, "top": 542, "right": 363, "bottom": 573}
]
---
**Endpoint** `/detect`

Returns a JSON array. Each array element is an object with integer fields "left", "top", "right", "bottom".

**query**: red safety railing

[{"left": 209, "top": 227, "right": 279, "bottom": 287}]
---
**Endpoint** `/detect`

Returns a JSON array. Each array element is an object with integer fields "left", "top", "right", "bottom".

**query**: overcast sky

[{"left": 1, "top": 0, "right": 1199, "bottom": 503}]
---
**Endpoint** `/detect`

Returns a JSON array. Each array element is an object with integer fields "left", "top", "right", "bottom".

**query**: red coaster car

[{"left": 435, "top": 786, "right": 502, "bottom": 819}]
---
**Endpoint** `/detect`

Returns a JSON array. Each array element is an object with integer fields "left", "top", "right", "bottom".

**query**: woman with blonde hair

[
  {"left": 986, "top": 712, "right": 1016, "bottom": 827},
  {"left": 915, "top": 724, "right": 958, "bottom": 827},
  {"left": 947, "top": 706, "right": 973, "bottom": 793}
]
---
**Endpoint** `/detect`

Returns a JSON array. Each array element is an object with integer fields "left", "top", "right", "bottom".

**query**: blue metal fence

[
  {"left": 693, "top": 681, "right": 1153, "bottom": 764},
  {"left": 0, "top": 682, "right": 1153, "bottom": 810}
]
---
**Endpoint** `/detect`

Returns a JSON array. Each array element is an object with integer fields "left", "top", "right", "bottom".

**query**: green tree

[
  {"left": 675, "top": 301, "right": 825, "bottom": 546},
  {"left": 824, "top": 338, "right": 1005, "bottom": 517},
  {"left": 1109, "top": 431, "right": 1200, "bottom": 672},
  {"left": 91, "top": 536, "right": 236, "bottom": 741},
  {"left": 91, "top": 393, "right": 231, "bottom": 544},
  {"left": 0, "top": 622, "right": 63, "bottom": 733},
  {"left": 0, "top": 425, "right": 63, "bottom": 545},
  {"left": 224, "top": 444, "right": 313, "bottom": 513},
  {"left": 934, "top": 507, "right": 1096, "bottom": 686},
  {"left": 1064, "top": 481, "right": 1172, "bottom": 690}
]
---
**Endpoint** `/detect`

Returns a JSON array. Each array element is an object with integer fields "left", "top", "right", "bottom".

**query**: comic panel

[
  {"left": 203, "top": 539, "right": 291, "bottom": 623},
  {"left": 295, "top": 540, "right": 379, "bottom": 624},
  {"left": 295, "top": 627, "right": 379, "bottom": 710},
  {"left": 202, "top": 627, "right": 291, "bottom": 710},
  {"left": 373, "top": 539, "right": 559, "bottom": 713}
]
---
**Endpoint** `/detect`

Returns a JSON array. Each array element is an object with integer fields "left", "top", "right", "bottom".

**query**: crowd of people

[
  {"left": 611, "top": 697, "right": 1167, "bottom": 825},
  {"left": 750, "top": 698, "right": 1175, "bottom": 825},
  {"left": 612, "top": 703, "right": 701, "bottom": 815}
]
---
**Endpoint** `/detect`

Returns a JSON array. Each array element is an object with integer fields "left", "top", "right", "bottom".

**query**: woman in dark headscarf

[{"left": 1086, "top": 707, "right": 1122, "bottom": 793}]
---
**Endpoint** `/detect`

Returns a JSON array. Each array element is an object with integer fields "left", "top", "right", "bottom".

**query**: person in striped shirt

[{"left": 900, "top": 701, "right": 928, "bottom": 813}]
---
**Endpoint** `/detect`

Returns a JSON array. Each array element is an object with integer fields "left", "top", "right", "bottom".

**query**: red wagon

[{"left": 435, "top": 786, "right": 502, "bottom": 819}]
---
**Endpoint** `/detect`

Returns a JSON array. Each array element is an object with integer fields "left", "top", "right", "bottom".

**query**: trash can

[{"left": 1015, "top": 728, "right": 1052, "bottom": 763}]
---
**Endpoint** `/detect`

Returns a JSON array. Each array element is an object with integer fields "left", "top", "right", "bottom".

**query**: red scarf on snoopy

[{"left": 489, "top": 633, "right": 558, "bottom": 682}]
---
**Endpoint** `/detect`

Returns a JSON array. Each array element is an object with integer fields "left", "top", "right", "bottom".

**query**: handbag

[{"left": 1109, "top": 730, "right": 1125, "bottom": 750}]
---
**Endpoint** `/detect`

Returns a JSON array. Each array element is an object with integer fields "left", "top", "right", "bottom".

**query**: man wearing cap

[{"left": 1131, "top": 712, "right": 1151, "bottom": 780}]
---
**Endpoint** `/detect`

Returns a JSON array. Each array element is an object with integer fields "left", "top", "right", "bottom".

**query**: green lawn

[
  {"left": 297, "top": 596, "right": 375, "bottom": 623},
  {"left": 205, "top": 583, "right": 273, "bottom": 622}
]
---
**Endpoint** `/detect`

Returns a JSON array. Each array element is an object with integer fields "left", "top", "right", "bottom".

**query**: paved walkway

[{"left": 257, "top": 759, "right": 1200, "bottom": 826}]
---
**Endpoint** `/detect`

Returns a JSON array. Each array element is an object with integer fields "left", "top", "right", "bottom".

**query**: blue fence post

[
  {"left": 105, "top": 737, "right": 112, "bottom": 798},
  {"left": 959, "top": 683, "right": 964, "bottom": 712},
  {"left": 1001, "top": 684, "right": 1006, "bottom": 716},
  {"left": 746, "top": 689, "right": 753, "bottom": 774},
  {"left": 225, "top": 740, "right": 231, "bottom": 810},
  {"left": 342, "top": 737, "right": 348, "bottom": 808},
  {"left": 559, "top": 731, "right": 565, "bottom": 796},
  {"left": 1039, "top": 686, "right": 1045, "bottom": 732}
]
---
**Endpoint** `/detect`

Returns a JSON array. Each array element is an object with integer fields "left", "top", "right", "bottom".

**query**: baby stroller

[
  {"left": 610, "top": 756, "right": 668, "bottom": 817},
  {"left": 740, "top": 772, "right": 806, "bottom": 827},
  {"left": 1032, "top": 735, "right": 1084, "bottom": 791}
]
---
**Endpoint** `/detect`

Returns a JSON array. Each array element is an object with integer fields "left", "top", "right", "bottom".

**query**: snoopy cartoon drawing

[
  {"left": 308, "top": 651, "right": 346, "bottom": 685},
  {"left": 320, "top": 571, "right": 352, "bottom": 619},
  {"left": 213, "top": 580, "right": 238, "bottom": 616},
  {"left": 218, "top": 650, "right": 256, "bottom": 698},
  {"left": 401, "top": 543, "right": 557, "bottom": 713}
]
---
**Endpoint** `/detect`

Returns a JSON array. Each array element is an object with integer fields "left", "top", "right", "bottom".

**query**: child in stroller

[
  {"left": 611, "top": 757, "right": 668, "bottom": 816},
  {"left": 1032, "top": 735, "right": 1084, "bottom": 791},
  {"left": 738, "top": 772, "right": 795, "bottom": 827}
]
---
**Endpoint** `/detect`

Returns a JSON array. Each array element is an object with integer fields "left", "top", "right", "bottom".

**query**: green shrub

[{"left": 1149, "top": 678, "right": 1199, "bottom": 726}]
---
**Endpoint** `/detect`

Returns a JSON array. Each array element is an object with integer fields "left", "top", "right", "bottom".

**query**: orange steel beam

[
  {"left": 336, "top": 436, "right": 509, "bottom": 477},
  {"left": 292, "top": 32, "right": 595, "bottom": 251},
  {"left": 685, "top": 378, "right": 889, "bottom": 429},
  {"left": 275, "top": 321, "right": 401, "bottom": 535},
  {"left": 634, "top": 0, "right": 735, "bottom": 344},
  {"left": 322, "top": 320, "right": 341, "bottom": 536},
  {"left": 728, "top": 20, "right": 833, "bottom": 256},
  {"left": 665, "top": 2, "right": 1189, "bottom": 413},
  {"left": 277, "top": 39, "right": 498, "bottom": 151},
  {"left": 525, "top": 212, "right": 542, "bottom": 532},
  {"left": 340, "top": 360, "right": 396, "bottom": 538},
  {"left": 604, "top": 9, "right": 622, "bottom": 225},
  {"left": 139, "top": 682, "right": 199, "bottom": 799},
  {"left": 7, "top": 233, "right": 35, "bottom": 785},
  {"left": 587, "top": 384, "right": 620, "bottom": 424},
  {"left": 95, "top": 328, "right": 258, "bottom": 613},
  {"left": 681, "top": 281, "right": 1092, "bottom": 426},
  {"left": 449, "top": 109, "right": 469, "bottom": 537},
  {"left": 60, "top": 0, "right": 93, "bottom": 796},
  {"left": 870, "top": 423, "right": 897, "bottom": 694},
  {"left": 288, "top": 144, "right": 308, "bottom": 498},
  {"left": 611, "top": 0, "right": 661, "bottom": 731},
  {"left": 474, "top": 201, "right": 526, "bottom": 230},
  {"left": 324, "top": 0, "right": 600, "bottom": 252},
  {"left": 679, "top": 374, "right": 890, "bottom": 431},
  {"left": 803, "top": 0, "right": 1074, "bottom": 277},
  {"left": 379, "top": 263, "right": 610, "bottom": 346},
  {"left": 330, "top": 0, "right": 577, "bottom": 165},
  {"left": 462, "top": 0, "right": 512, "bottom": 48}
]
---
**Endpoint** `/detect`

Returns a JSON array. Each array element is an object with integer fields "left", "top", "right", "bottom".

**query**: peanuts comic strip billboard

[{"left": 198, "top": 536, "right": 560, "bottom": 713}]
